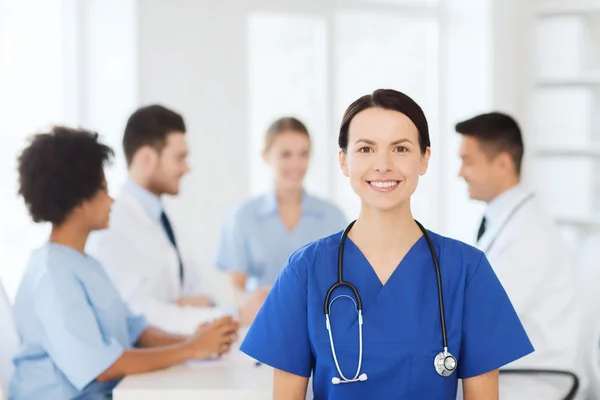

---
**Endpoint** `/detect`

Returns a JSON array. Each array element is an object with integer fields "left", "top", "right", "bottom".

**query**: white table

[{"left": 113, "top": 345, "right": 273, "bottom": 400}]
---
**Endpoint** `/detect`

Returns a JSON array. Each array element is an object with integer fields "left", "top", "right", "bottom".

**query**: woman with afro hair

[{"left": 9, "top": 126, "right": 239, "bottom": 400}]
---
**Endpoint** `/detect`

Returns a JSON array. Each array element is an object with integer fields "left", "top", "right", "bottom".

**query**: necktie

[
  {"left": 160, "top": 211, "right": 184, "bottom": 284},
  {"left": 476, "top": 216, "right": 487, "bottom": 242}
]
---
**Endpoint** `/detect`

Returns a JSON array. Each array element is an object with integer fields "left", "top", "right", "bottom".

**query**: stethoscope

[{"left": 324, "top": 220, "right": 457, "bottom": 385}]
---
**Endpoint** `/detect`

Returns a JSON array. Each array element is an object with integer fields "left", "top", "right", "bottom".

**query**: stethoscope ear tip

[
  {"left": 332, "top": 377, "right": 341, "bottom": 385},
  {"left": 359, "top": 373, "right": 368, "bottom": 381}
]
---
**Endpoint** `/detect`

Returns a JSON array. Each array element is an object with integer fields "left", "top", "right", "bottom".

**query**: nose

[{"left": 373, "top": 152, "right": 392, "bottom": 172}]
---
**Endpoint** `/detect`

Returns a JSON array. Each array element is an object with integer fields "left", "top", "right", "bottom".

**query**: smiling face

[{"left": 339, "top": 107, "right": 430, "bottom": 213}]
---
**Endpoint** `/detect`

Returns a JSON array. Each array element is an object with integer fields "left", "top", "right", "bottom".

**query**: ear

[
  {"left": 497, "top": 152, "right": 514, "bottom": 172},
  {"left": 136, "top": 146, "right": 159, "bottom": 169},
  {"left": 262, "top": 149, "right": 270, "bottom": 164},
  {"left": 419, "top": 147, "right": 431, "bottom": 176},
  {"left": 338, "top": 149, "right": 349, "bottom": 177}
]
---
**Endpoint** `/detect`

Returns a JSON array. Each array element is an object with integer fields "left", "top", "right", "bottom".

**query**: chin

[
  {"left": 363, "top": 198, "right": 405, "bottom": 213},
  {"left": 164, "top": 186, "right": 180, "bottom": 196}
]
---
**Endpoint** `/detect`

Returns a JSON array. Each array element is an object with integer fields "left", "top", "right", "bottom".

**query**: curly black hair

[{"left": 17, "top": 126, "right": 114, "bottom": 225}]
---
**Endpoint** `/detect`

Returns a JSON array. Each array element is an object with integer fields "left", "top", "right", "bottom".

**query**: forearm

[
  {"left": 463, "top": 369, "right": 499, "bottom": 400},
  {"left": 136, "top": 326, "right": 188, "bottom": 348},
  {"left": 229, "top": 271, "right": 248, "bottom": 292},
  {"left": 97, "top": 343, "right": 192, "bottom": 382},
  {"left": 273, "top": 369, "right": 308, "bottom": 400}
]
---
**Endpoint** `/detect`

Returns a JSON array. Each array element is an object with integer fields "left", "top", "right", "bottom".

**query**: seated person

[
  {"left": 9, "top": 126, "right": 239, "bottom": 400},
  {"left": 214, "top": 117, "right": 347, "bottom": 305},
  {"left": 86, "top": 105, "right": 264, "bottom": 333}
]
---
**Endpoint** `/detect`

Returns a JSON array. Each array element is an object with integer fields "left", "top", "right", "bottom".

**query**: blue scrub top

[
  {"left": 240, "top": 230, "right": 534, "bottom": 399},
  {"left": 213, "top": 190, "right": 347, "bottom": 290},
  {"left": 9, "top": 243, "right": 148, "bottom": 400}
]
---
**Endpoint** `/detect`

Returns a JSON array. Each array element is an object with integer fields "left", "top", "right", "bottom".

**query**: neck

[
  {"left": 350, "top": 201, "right": 421, "bottom": 252},
  {"left": 275, "top": 185, "right": 303, "bottom": 207},
  {"left": 490, "top": 176, "right": 521, "bottom": 203},
  {"left": 129, "top": 170, "right": 160, "bottom": 197},
  {"left": 49, "top": 220, "right": 90, "bottom": 254}
]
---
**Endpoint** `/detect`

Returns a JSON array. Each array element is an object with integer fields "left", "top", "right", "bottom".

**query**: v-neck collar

[
  {"left": 330, "top": 233, "right": 429, "bottom": 341},
  {"left": 345, "top": 234, "right": 427, "bottom": 288}
]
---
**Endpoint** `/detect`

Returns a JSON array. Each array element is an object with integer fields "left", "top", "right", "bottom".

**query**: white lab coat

[
  {"left": 86, "top": 188, "right": 224, "bottom": 335},
  {"left": 475, "top": 185, "right": 584, "bottom": 399}
]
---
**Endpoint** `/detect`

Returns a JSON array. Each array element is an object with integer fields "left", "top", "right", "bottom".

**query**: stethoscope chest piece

[{"left": 434, "top": 350, "right": 457, "bottom": 377}]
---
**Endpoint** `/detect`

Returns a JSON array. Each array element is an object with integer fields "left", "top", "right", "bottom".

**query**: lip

[{"left": 366, "top": 180, "right": 400, "bottom": 192}]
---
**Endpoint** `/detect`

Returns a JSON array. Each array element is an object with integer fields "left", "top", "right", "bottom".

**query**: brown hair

[
  {"left": 123, "top": 104, "right": 186, "bottom": 167},
  {"left": 264, "top": 117, "right": 310, "bottom": 152},
  {"left": 455, "top": 112, "right": 524, "bottom": 175},
  {"left": 339, "top": 89, "right": 430, "bottom": 155}
]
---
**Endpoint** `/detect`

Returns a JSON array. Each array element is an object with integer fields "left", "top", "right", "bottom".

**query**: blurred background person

[
  {"left": 456, "top": 112, "right": 582, "bottom": 399},
  {"left": 10, "top": 127, "right": 238, "bottom": 400},
  {"left": 213, "top": 117, "right": 347, "bottom": 307},
  {"left": 87, "top": 105, "right": 263, "bottom": 334}
]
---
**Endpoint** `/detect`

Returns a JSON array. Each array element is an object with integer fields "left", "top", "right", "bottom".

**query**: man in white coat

[
  {"left": 87, "top": 105, "right": 265, "bottom": 335},
  {"left": 455, "top": 112, "right": 583, "bottom": 399}
]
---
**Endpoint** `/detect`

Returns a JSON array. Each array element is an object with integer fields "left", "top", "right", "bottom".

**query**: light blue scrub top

[
  {"left": 9, "top": 243, "right": 148, "bottom": 400},
  {"left": 241, "top": 230, "right": 534, "bottom": 399},
  {"left": 213, "top": 190, "right": 347, "bottom": 290}
]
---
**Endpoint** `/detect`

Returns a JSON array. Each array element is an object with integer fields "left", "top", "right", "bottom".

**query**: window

[
  {"left": 247, "top": 13, "right": 328, "bottom": 197},
  {"left": 532, "top": 9, "right": 600, "bottom": 248},
  {"left": 0, "top": 0, "right": 78, "bottom": 299}
]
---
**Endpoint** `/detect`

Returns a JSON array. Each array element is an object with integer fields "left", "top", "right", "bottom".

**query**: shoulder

[
  {"left": 224, "top": 194, "right": 270, "bottom": 223},
  {"left": 280, "top": 231, "right": 341, "bottom": 280},
  {"left": 24, "top": 247, "right": 83, "bottom": 298},
  {"left": 426, "top": 230, "right": 487, "bottom": 280},
  {"left": 304, "top": 193, "right": 345, "bottom": 216},
  {"left": 504, "top": 197, "right": 563, "bottom": 248}
]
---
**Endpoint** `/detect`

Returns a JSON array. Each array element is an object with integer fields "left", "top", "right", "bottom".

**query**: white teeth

[{"left": 369, "top": 181, "right": 398, "bottom": 188}]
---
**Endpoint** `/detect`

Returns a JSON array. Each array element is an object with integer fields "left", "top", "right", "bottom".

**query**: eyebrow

[{"left": 356, "top": 138, "right": 414, "bottom": 146}]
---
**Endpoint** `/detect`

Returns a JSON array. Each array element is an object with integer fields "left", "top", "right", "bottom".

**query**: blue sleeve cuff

[
  {"left": 71, "top": 338, "right": 124, "bottom": 390},
  {"left": 128, "top": 314, "right": 149, "bottom": 346},
  {"left": 240, "top": 339, "right": 312, "bottom": 378}
]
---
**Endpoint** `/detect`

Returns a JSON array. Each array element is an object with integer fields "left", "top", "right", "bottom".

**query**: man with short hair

[
  {"left": 456, "top": 112, "right": 582, "bottom": 399},
  {"left": 87, "top": 105, "right": 264, "bottom": 334}
]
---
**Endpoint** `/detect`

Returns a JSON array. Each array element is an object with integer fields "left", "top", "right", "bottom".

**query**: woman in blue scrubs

[
  {"left": 240, "top": 90, "right": 534, "bottom": 399},
  {"left": 9, "top": 127, "right": 239, "bottom": 400},
  {"left": 213, "top": 117, "right": 347, "bottom": 301}
]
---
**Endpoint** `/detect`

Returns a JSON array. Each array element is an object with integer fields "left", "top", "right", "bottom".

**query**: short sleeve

[
  {"left": 240, "top": 252, "right": 313, "bottom": 377},
  {"left": 213, "top": 208, "right": 251, "bottom": 274},
  {"left": 125, "top": 308, "right": 148, "bottom": 346},
  {"left": 457, "top": 253, "right": 535, "bottom": 379},
  {"left": 34, "top": 274, "right": 125, "bottom": 390}
]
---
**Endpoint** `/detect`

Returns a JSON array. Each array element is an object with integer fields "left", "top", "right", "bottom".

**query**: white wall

[
  {"left": 79, "top": 0, "right": 138, "bottom": 193},
  {"left": 138, "top": 0, "right": 251, "bottom": 304},
  {"left": 436, "top": 0, "right": 493, "bottom": 242}
]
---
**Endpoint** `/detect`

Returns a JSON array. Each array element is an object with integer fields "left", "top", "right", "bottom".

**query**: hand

[
  {"left": 237, "top": 286, "right": 270, "bottom": 326},
  {"left": 186, "top": 316, "right": 240, "bottom": 360},
  {"left": 177, "top": 295, "right": 214, "bottom": 308}
]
